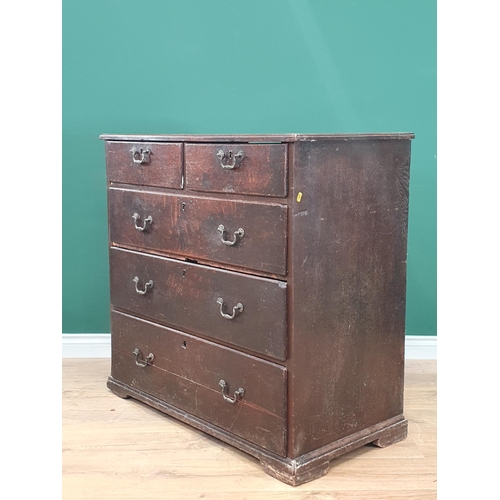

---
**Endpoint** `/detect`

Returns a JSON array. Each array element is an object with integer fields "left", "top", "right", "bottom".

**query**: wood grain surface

[
  {"left": 108, "top": 187, "right": 288, "bottom": 275},
  {"left": 62, "top": 359, "right": 436, "bottom": 499},
  {"left": 185, "top": 143, "right": 287, "bottom": 197},
  {"left": 288, "top": 139, "right": 411, "bottom": 457},
  {"left": 110, "top": 310, "right": 287, "bottom": 455},
  {"left": 106, "top": 141, "right": 183, "bottom": 188},
  {"left": 109, "top": 248, "right": 287, "bottom": 360},
  {"left": 100, "top": 133, "right": 415, "bottom": 142}
]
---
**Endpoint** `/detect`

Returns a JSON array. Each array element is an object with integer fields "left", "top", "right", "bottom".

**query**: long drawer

[
  {"left": 109, "top": 247, "right": 287, "bottom": 360},
  {"left": 108, "top": 187, "right": 288, "bottom": 275},
  {"left": 110, "top": 310, "right": 287, "bottom": 456}
]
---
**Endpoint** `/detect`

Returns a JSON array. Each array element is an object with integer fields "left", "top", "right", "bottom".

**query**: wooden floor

[{"left": 62, "top": 359, "right": 436, "bottom": 499}]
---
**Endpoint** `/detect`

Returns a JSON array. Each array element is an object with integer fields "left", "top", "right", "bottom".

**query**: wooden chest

[{"left": 101, "top": 133, "right": 413, "bottom": 485}]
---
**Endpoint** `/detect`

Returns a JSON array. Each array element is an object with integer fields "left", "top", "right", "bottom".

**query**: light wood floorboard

[{"left": 62, "top": 359, "right": 436, "bottom": 499}]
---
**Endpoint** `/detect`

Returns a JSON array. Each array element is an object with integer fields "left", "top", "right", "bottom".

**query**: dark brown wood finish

[
  {"left": 110, "top": 310, "right": 287, "bottom": 455},
  {"left": 108, "top": 187, "right": 288, "bottom": 275},
  {"left": 102, "top": 133, "right": 414, "bottom": 486},
  {"left": 109, "top": 247, "right": 287, "bottom": 360},
  {"left": 287, "top": 138, "right": 411, "bottom": 458},
  {"left": 185, "top": 143, "right": 287, "bottom": 197},
  {"left": 100, "top": 133, "right": 414, "bottom": 143},
  {"left": 106, "top": 375, "right": 407, "bottom": 486},
  {"left": 106, "top": 141, "right": 183, "bottom": 188}
]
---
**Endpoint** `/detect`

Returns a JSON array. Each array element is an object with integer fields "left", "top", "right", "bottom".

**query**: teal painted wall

[{"left": 63, "top": 0, "right": 436, "bottom": 335}]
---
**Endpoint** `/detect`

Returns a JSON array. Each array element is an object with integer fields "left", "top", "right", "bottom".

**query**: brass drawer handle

[
  {"left": 217, "top": 298, "right": 243, "bottom": 320},
  {"left": 132, "top": 213, "right": 153, "bottom": 231},
  {"left": 217, "top": 224, "right": 244, "bottom": 246},
  {"left": 216, "top": 149, "right": 244, "bottom": 170},
  {"left": 130, "top": 147, "right": 151, "bottom": 164},
  {"left": 133, "top": 276, "right": 154, "bottom": 295},
  {"left": 133, "top": 348, "right": 154, "bottom": 367},
  {"left": 219, "top": 380, "right": 245, "bottom": 404}
]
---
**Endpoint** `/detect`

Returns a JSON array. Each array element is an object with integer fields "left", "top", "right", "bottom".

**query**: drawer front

[
  {"left": 108, "top": 188, "right": 288, "bottom": 275},
  {"left": 111, "top": 310, "right": 287, "bottom": 456},
  {"left": 110, "top": 248, "right": 287, "bottom": 360},
  {"left": 185, "top": 143, "right": 287, "bottom": 197},
  {"left": 106, "top": 141, "right": 183, "bottom": 189}
]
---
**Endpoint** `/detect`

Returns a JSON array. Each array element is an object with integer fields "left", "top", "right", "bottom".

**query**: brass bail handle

[
  {"left": 219, "top": 380, "right": 245, "bottom": 403},
  {"left": 132, "top": 213, "right": 153, "bottom": 231},
  {"left": 130, "top": 147, "right": 151, "bottom": 164},
  {"left": 216, "top": 150, "right": 244, "bottom": 170},
  {"left": 133, "top": 276, "right": 154, "bottom": 295},
  {"left": 133, "top": 348, "right": 154, "bottom": 367},
  {"left": 217, "top": 298, "right": 243, "bottom": 320},
  {"left": 217, "top": 224, "right": 244, "bottom": 246}
]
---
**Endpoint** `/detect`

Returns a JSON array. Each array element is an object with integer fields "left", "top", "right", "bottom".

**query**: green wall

[{"left": 63, "top": 0, "right": 436, "bottom": 335}]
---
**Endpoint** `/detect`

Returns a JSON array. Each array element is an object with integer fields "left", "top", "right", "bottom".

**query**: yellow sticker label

[{"left": 296, "top": 192, "right": 303, "bottom": 202}]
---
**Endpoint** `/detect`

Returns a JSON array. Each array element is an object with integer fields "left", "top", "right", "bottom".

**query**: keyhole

[
  {"left": 181, "top": 202, "right": 186, "bottom": 212},
  {"left": 182, "top": 269, "right": 186, "bottom": 278},
  {"left": 182, "top": 341, "right": 187, "bottom": 349}
]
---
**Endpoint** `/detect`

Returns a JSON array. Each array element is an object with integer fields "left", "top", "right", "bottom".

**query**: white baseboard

[
  {"left": 62, "top": 334, "right": 436, "bottom": 360},
  {"left": 405, "top": 335, "right": 437, "bottom": 360},
  {"left": 62, "top": 334, "right": 111, "bottom": 358}
]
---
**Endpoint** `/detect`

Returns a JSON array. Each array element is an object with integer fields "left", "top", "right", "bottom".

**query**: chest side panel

[{"left": 288, "top": 139, "right": 411, "bottom": 458}]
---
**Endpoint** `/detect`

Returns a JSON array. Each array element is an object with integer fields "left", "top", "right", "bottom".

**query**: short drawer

[
  {"left": 185, "top": 143, "right": 287, "bottom": 197},
  {"left": 106, "top": 141, "right": 183, "bottom": 189},
  {"left": 108, "top": 187, "right": 288, "bottom": 276},
  {"left": 110, "top": 310, "right": 287, "bottom": 456},
  {"left": 110, "top": 247, "right": 287, "bottom": 360}
]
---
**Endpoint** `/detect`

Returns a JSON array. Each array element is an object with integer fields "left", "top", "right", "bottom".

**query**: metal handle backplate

[{"left": 219, "top": 380, "right": 245, "bottom": 403}]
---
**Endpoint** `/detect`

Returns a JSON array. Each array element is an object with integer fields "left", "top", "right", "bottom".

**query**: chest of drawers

[{"left": 101, "top": 133, "right": 413, "bottom": 485}]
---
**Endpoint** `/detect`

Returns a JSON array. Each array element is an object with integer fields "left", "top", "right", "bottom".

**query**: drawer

[
  {"left": 106, "top": 141, "right": 183, "bottom": 189},
  {"left": 110, "top": 248, "right": 287, "bottom": 360},
  {"left": 110, "top": 310, "right": 287, "bottom": 456},
  {"left": 185, "top": 143, "right": 287, "bottom": 197},
  {"left": 108, "top": 187, "right": 288, "bottom": 276}
]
